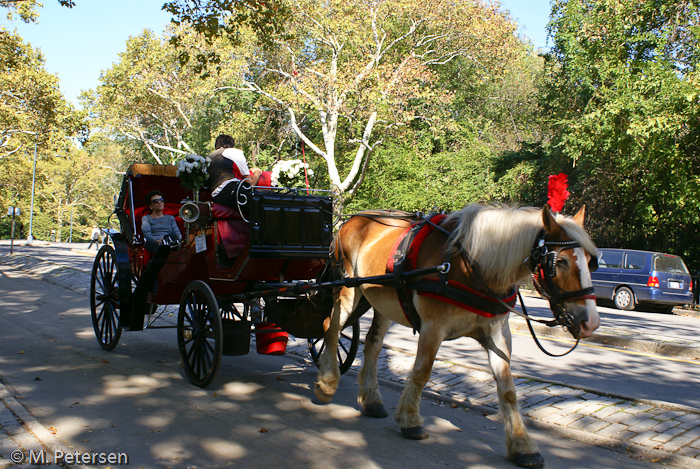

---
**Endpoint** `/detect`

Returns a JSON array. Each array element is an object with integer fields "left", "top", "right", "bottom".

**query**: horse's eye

[{"left": 556, "top": 258, "right": 569, "bottom": 268}]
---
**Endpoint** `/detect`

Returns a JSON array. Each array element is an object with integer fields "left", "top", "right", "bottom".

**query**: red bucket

[{"left": 255, "top": 322, "right": 288, "bottom": 355}]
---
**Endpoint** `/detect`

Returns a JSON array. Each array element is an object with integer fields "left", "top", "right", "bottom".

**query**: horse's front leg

[
  {"left": 395, "top": 322, "right": 444, "bottom": 440},
  {"left": 358, "top": 310, "right": 392, "bottom": 418},
  {"left": 484, "top": 320, "right": 544, "bottom": 469},
  {"left": 314, "top": 287, "right": 353, "bottom": 402}
]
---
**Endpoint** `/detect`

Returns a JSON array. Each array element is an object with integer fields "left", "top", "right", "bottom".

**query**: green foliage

[
  {"left": 349, "top": 138, "right": 499, "bottom": 213},
  {"left": 543, "top": 0, "right": 700, "bottom": 267},
  {"left": 164, "top": 0, "right": 292, "bottom": 66},
  {"left": 2, "top": 0, "right": 74, "bottom": 23},
  {"left": 0, "top": 29, "right": 86, "bottom": 159}
]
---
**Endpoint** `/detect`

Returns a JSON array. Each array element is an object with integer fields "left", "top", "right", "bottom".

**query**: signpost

[{"left": 7, "top": 206, "right": 20, "bottom": 254}]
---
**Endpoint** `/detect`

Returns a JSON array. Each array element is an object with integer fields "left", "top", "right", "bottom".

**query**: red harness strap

[{"left": 387, "top": 214, "right": 514, "bottom": 331}]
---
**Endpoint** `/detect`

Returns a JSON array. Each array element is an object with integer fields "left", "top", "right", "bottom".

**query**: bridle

[{"left": 524, "top": 228, "right": 597, "bottom": 342}]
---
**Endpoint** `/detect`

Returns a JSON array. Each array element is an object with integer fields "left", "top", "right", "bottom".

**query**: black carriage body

[
  {"left": 248, "top": 191, "right": 333, "bottom": 259},
  {"left": 109, "top": 163, "right": 333, "bottom": 332}
]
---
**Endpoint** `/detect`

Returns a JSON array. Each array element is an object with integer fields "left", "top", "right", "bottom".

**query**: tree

[
  {"left": 543, "top": 0, "right": 700, "bottom": 262},
  {"left": 37, "top": 149, "right": 114, "bottom": 241},
  {"left": 172, "top": 0, "right": 520, "bottom": 196},
  {"left": 0, "top": 29, "right": 82, "bottom": 159},
  {"left": 2, "top": 0, "right": 74, "bottom": 24},
  {"left": 0, "top": 28, "right": 86, "bottom": 238},
  {"left": 86, "top": 26, "right": 254, "bottom": 164}
]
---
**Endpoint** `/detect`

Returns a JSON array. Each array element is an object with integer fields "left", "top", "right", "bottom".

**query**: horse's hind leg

[
  {"left": 358, "top": 310, "right": 392, "bottom": 418},
  {"left": 314, "top": 287, "right": 354, "bottom": 402},
  {"left": 395, "top": 323, "right": 444, "bottom": 440},
  {"left": 484, "top": 321, "right": 544, "bottom": 469}
]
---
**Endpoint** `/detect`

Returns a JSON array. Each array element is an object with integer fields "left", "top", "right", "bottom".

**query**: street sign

[{"left": 7, "top": 207, "right": 20, "bottom": 216}]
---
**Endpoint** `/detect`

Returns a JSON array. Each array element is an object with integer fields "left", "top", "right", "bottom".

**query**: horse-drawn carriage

[
  {"left": 91, "top": 163, "right": 601, "bottom": 468},
  {"left": 89, "top": 163, "right": 359, "bottom": 387}
]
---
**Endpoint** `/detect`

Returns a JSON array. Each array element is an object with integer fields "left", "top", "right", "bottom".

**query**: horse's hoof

[
  {"left": 363, "top": 404, "right": 388, "bottom": 418},
  {"left": 515, "top": 453, "right": 545, "bottom": 469},
  {"left": 313, "top": 383, "right": 334, "bottom": 403},
  {"left": 401, "top": 426, "right": 429, "bottom": 440}
]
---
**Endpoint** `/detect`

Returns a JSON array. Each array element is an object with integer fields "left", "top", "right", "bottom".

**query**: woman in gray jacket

[{"left": 141, "top": 190, "right": 181, "bottom": 252}]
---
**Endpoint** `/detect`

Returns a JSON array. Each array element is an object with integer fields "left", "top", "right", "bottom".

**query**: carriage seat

[
  {"left": 211, "top": 203, "right": 249, "bottom": 258},
  {"left": 208, "top": 171, "right": 274, "bottom": 258}
]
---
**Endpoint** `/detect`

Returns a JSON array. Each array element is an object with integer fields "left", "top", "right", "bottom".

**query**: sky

[{"left": 6, "top": 0, "right": 553, "bottom": 107}]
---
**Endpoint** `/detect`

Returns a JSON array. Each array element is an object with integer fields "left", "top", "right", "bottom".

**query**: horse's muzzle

[
  {"left": 579, "top": 313, "right": 600, "bottom": 338},
  {"left": 568, "top": 300, "right": 599, "bottom": 338}
]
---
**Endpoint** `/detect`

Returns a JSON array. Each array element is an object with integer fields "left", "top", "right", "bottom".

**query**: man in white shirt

[{"left": 208, "top": 135, "right": 262, "bottom": 211}]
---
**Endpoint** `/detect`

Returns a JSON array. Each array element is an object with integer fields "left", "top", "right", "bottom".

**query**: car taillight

[
  {"left": 647, "top": 276, "right": 660, "bottom": 287},
  {"left": 690, "top": 280, "right": 693, "bottom": 291}
]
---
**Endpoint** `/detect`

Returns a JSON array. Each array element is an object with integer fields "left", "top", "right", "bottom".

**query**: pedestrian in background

[{"left": 88, "top": 225, "right": 100, "bottom": 250}]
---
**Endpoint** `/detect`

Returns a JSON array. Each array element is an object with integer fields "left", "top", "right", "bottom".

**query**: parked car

[{"left": 590, "top": 248, "right": 693, "bottom": 313}]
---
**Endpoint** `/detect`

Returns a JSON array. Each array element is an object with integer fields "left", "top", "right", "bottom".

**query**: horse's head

[{"left": 528, "top": 205, "right": 600, "bottom": 339}]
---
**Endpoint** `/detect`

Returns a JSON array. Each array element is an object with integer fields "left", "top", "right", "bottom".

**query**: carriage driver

[{"left": 208, "top": 134, "right": 262, "bottom": 212}]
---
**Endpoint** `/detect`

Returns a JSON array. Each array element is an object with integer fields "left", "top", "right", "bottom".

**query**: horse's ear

[
  {"left": 572, "top": 205, "right": 586, "bottom": 227},
  {"left": 542, "top": 204, "right": 560, "bottom": 234}
]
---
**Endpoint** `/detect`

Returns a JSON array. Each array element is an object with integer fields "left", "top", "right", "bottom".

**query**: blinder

[{"left": 528, "top": 229, "right": 597, "bottom": 279}]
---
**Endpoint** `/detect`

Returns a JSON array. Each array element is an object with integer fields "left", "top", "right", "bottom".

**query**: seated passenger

[
  {"left": 208, "top": 134, "right": 262, "bottom": 212},
  {"left": 141, "top": 190, "right": 181, "bottom": 252}
]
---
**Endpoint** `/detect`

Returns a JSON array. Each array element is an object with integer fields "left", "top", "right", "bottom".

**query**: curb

[
  {"left": 509, "top": 316, "right": 700, "bottom": 361},
  {"left": 0, "top": 382, "right": 90, "bottom": 469}
]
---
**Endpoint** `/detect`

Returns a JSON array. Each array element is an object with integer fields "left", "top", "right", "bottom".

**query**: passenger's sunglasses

[{"left": 151, "top": 197, "right": 164, "bottom": 204}]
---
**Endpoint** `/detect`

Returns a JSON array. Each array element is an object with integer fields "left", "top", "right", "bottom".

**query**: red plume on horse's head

[{"left": 547, "top": 173, "right": 570, "bottom": 213}]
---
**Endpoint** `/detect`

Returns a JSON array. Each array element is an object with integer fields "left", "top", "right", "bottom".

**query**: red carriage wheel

[
  {"left": 177, "top": 281, "right": 223, "bottom": 387},
  {"left": 90, "top": 245, "right": 123, "bottom": 351}
]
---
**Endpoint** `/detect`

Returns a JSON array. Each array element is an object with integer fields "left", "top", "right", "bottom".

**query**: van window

[
  {"left": 624, "top": 253, "right": 645, "bottom": 270},
  {"left": 652, "top": 255, "right": 689, "bottom": 274},
  {"left": 599, "top": 251, "right": 623, "bottom": 268}
]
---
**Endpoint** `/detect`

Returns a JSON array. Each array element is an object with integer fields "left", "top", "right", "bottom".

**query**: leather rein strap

[{"left": 388, "top": 215, "right": 439, "bottom": 333}]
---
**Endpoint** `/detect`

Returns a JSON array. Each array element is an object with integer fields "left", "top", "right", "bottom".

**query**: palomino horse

[{"left": 315, "top": 204, "right": 599, "bottom": 469}]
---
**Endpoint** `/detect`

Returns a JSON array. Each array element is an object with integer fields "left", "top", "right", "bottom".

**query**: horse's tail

[{"left": 319, "top": 231, "right": 345, "bottom": 283}]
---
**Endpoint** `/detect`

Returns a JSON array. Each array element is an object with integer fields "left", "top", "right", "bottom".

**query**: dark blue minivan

[{"left": 590, "top": 248, "right": 693, "bottom": 313}]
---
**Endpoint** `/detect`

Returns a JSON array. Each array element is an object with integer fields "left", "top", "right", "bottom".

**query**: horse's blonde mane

[{"left": 446, "top": 204, "right": 598, "bottom": 292}]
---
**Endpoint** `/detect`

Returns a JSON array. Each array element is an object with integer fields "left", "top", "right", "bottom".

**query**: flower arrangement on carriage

[
  {"left": 270, "top": 159, "right": 313, "bottom": 189},
  {"left": 176, "top": 154, "right": 211, "bottom": 200}
]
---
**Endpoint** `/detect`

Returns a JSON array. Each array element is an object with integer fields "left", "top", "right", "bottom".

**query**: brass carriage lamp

[{"left": 179, "top": 202, "right": 200, "bottom": 223}]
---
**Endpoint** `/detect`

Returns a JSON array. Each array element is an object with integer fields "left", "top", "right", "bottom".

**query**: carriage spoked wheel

[
  {"left": 90, "top": 245, "right": 122, "bottom": 351},
  {"left": 177, "top": 280, "right": 223, "bottom": 388},
  {"left": 308, "top": 320, "right": 360, "bottom": 375}
]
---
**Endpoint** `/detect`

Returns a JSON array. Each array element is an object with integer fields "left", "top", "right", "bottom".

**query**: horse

[{"left": 314, "top": 204, "right": 599, "bottom": 469}]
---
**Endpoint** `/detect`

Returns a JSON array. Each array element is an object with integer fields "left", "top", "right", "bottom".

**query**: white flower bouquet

[
  {"left": 270, "top": 159, "right": 314, "bottom": 189},
  {"left": 176, "top": 154, "right": 211, "bottom": 191}
]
